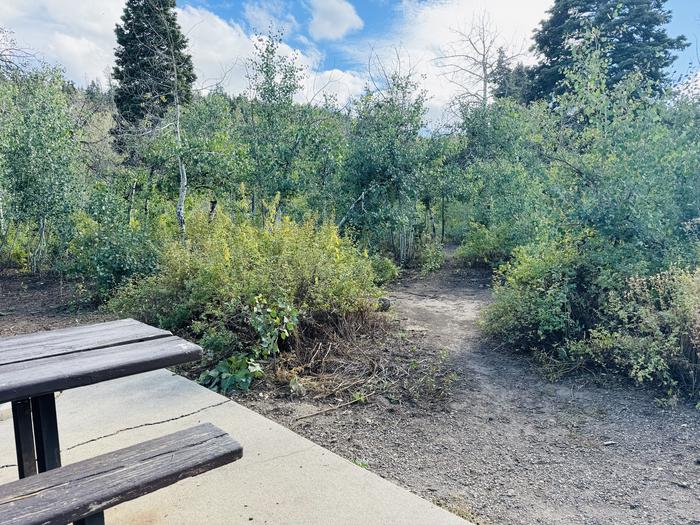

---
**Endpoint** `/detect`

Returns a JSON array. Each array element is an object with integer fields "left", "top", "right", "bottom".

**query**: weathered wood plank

[
  {"left": 0, "top": 423, "right": 243, "bottom": 525},
  {"left": 0, "top": 319, "right": 171, "bottom": 366},
  {"left": 0, "top": 336, "right": 202, "bottom": 403}
]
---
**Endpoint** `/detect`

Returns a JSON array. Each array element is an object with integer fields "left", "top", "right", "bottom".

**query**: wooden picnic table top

[{"left": 0, "top": 319, "right": 202, "bottom": 404}]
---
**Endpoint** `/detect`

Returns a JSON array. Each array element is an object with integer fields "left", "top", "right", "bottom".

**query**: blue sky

[
  {"left": 184, "top": 0, "right": 400, "bottom": 72},
  {"left": 184, "top": 0, "right": 699, "bottom": 75},
  {"left": 667, "top": 0, "right": 700, "bottom": 78},
  {"left": 0, "top": 0, "right": 698, "bottom": 120}
]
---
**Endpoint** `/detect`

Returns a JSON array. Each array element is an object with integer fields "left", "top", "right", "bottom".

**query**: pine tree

[
  {"left": 491, "top": 48, "right": 530, "bottom": 103},
  {"left": 529, "top": 0, "right": 687, "bottom": 100},
  {"left": 113, "top": 0, "right": 196, "bottom": 127}
]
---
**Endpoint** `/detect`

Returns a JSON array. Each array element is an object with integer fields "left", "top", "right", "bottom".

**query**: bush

[
  {"left": 485, "top": 234, "right": 700, "bottom": 397},
  {"left": 573, "top": 269, "right": 700, "bottom": 396},
  {"left": 66, "top": 187, "right": 159, "bottom": 299},
  {"left": 370, "top": 254, "right": 400, "bottom": 284},
  {"left": 419, "top": 240, "right": 445, "bottom": 275},
  {"left": 480, "top": 45, "right": 700, "bottom": 398},
  {"left": 68, "top": 214, "right": 159, "bottom": 299},
  {"left": 0, "top": 224, "right": 30, "bottom": 269},
  {"left": 483, "top": 234, "right": 586, "bottom": 352},
  {"left": 456, "top": 223, "right": 515, "bottom": 267},
  {"left": 109, "top": 205, "right": 378, "bottom": 392}
]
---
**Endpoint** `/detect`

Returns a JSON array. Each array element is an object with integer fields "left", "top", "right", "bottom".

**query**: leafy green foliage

[
  {"left": 456, "top": 223, "right": 514, "bottom": 268},
  {"left": 343, "top": 72, "right": 428, "bottom": 263},
  {"left": 370, "top": 254, "right": 400, "bottom": 285},
  {"left": 482, "top": 38, "right": 700, "bottom": 397},
  {"left": 419, "top": 241, "right": 445, "bottom": 276},
  {"left": 249, "top": 296, "right": 299, "bottom": 359},
  {"left": 198, "top": 353, "right": 264, "bottom": 393},
  {"left": 67, "top": 185, "right": 159, "bottom": 299},
  {"left": 109, "top": 205, "right": 377, "bottom": 391},
  {"left": 199, "top": 296, "right": 298, "bottom": 394},
  {"left": 0, "top": 69, "right": 85, "bottom": 271},
  {"left": 572, "top": 269, "right": 700, "bottom": 396}
]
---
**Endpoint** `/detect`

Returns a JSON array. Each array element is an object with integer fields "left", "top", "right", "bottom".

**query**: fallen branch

[{"left": 295, "top": 391, "right": 377, "bottom": 421}]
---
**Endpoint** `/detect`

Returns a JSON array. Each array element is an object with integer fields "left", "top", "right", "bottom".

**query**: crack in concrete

[
  {"left": 249, "top": 445, "right": 318, "bottom": 466},
  {"left": 65, "top": 399, "right": 233, "bottom": 451},
  {"left": 0, "top": 399, "right": 234, "bottom": 472}
]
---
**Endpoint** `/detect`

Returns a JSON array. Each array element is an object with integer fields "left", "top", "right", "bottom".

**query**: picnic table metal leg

[
  {"left": 31, "top": 393, "right": 61, "bottom": 472},
  {"left": 74, "top": 512, "right": 105, "bottom": 525},
  {"left": 11, "top": 399, "right": 37, "bottom": 478}
]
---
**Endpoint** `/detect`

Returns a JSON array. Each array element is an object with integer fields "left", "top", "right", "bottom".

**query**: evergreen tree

[
  {"left": 529, "top": 0, "right": 687, "bottom": 100},
  {"left": 113, "top": 0, "right": 196, "bottom": 127},
  {"left": 491, "top": 48, "right": 530, "bottom": 103}
]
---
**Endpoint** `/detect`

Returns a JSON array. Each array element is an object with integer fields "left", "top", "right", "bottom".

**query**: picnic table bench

[{"left": 0, "top": 319, "right": 243, "bottom": 524}]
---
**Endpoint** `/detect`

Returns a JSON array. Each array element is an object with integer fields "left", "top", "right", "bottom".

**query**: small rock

[
  {"left": 375, "top": 395, "right": 392, "bottom": 409},
  {"left": 375, "top": 396, "right": 395, "bottom": 412},
  {"left": 377, "top": 297, "right": 391, "bottom": 312}
]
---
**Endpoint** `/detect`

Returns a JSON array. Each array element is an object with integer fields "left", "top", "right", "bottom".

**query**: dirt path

[{"left": 248, "top": 264, "right": 700, "bottom": 525}]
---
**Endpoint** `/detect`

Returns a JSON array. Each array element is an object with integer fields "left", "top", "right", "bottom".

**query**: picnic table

[
  {"left": 0, "top": 318, "right": 243, "bottom": 525},
  {"left": 0, "top": 318, "right": 202, "bottom": 479}
]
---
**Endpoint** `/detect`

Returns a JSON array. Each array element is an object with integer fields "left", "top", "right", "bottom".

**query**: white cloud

[
  {"left": 243, "top": 0, "right": 298, "bottom": 34},
  {"left": 176, "top": 6, "right": 254, "bottom": 95},
  {"left": 303, "top": 68, "right": 366, "bottom": 105},
  {"left": 167, "top": 5, "right": 366, "bottom": 105},
  {"left": 308, "top": 0, "right": 364, "bottom": 41},
  {"left": 0, "top": 0, "right": 123, "bottom": 84},
  {"left": 345, "top": 0, "right": 553, "bottom": 122}
]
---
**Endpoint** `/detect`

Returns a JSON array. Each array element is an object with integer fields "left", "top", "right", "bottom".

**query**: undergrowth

[{"left": 109, "top": 204, "right": 381, "bottom": 393}]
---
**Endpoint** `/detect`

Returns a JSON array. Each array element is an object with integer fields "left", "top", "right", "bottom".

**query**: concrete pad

[{"left": 0, "top": 370, "right": 467, "bottom": 524}]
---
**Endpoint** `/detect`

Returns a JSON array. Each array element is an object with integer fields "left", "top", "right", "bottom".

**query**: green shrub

[
  {"left": 67, "top": 212, "right": 159, "bottom": 300},
  {"left": 485, "top": 234, "right": 700, "bottom": 397},
  {"left": 370, "top": 254, "right": 400, "bottom": 284},
  {"left": 0, "top": 224, "right": 30, "bottom": 269},
  {"left": 248, "top": 295, "right": 299, "bottom": 358},
  {"left": 109, "top": 205, "right": 378, "bottom": 392},
  {"left": 456, "top": 223, "right": 518, "bottom": 267},
  {"left": 572, "top": 269, "right": 700, "bottom": 396},
  {"left": 419, "top": 240, "right": 445, "bottom": 275},
  {"left": 198, "top": 354, "right": 263, "bottom": 393},
  {"left": 483, "top": 234, "right": 586, "bottom": 351}
]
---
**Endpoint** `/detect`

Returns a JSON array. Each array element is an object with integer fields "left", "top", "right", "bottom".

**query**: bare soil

[
  {"left": 2, "top": 267, "right": 699, "bottom": 524},
  {"left": 244, "top": 264, "right": 700, "bottom": 525},
  {"left": 0, "top": 270, "right": 113, "bottom": 336}
]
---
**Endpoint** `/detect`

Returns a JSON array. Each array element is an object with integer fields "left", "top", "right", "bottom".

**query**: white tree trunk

[
  {"left": 173, "top": 92, "right": 187, "bottom": 238},
  {"left": 0, "top": 187, "right": 6, "bottom": 237}
]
